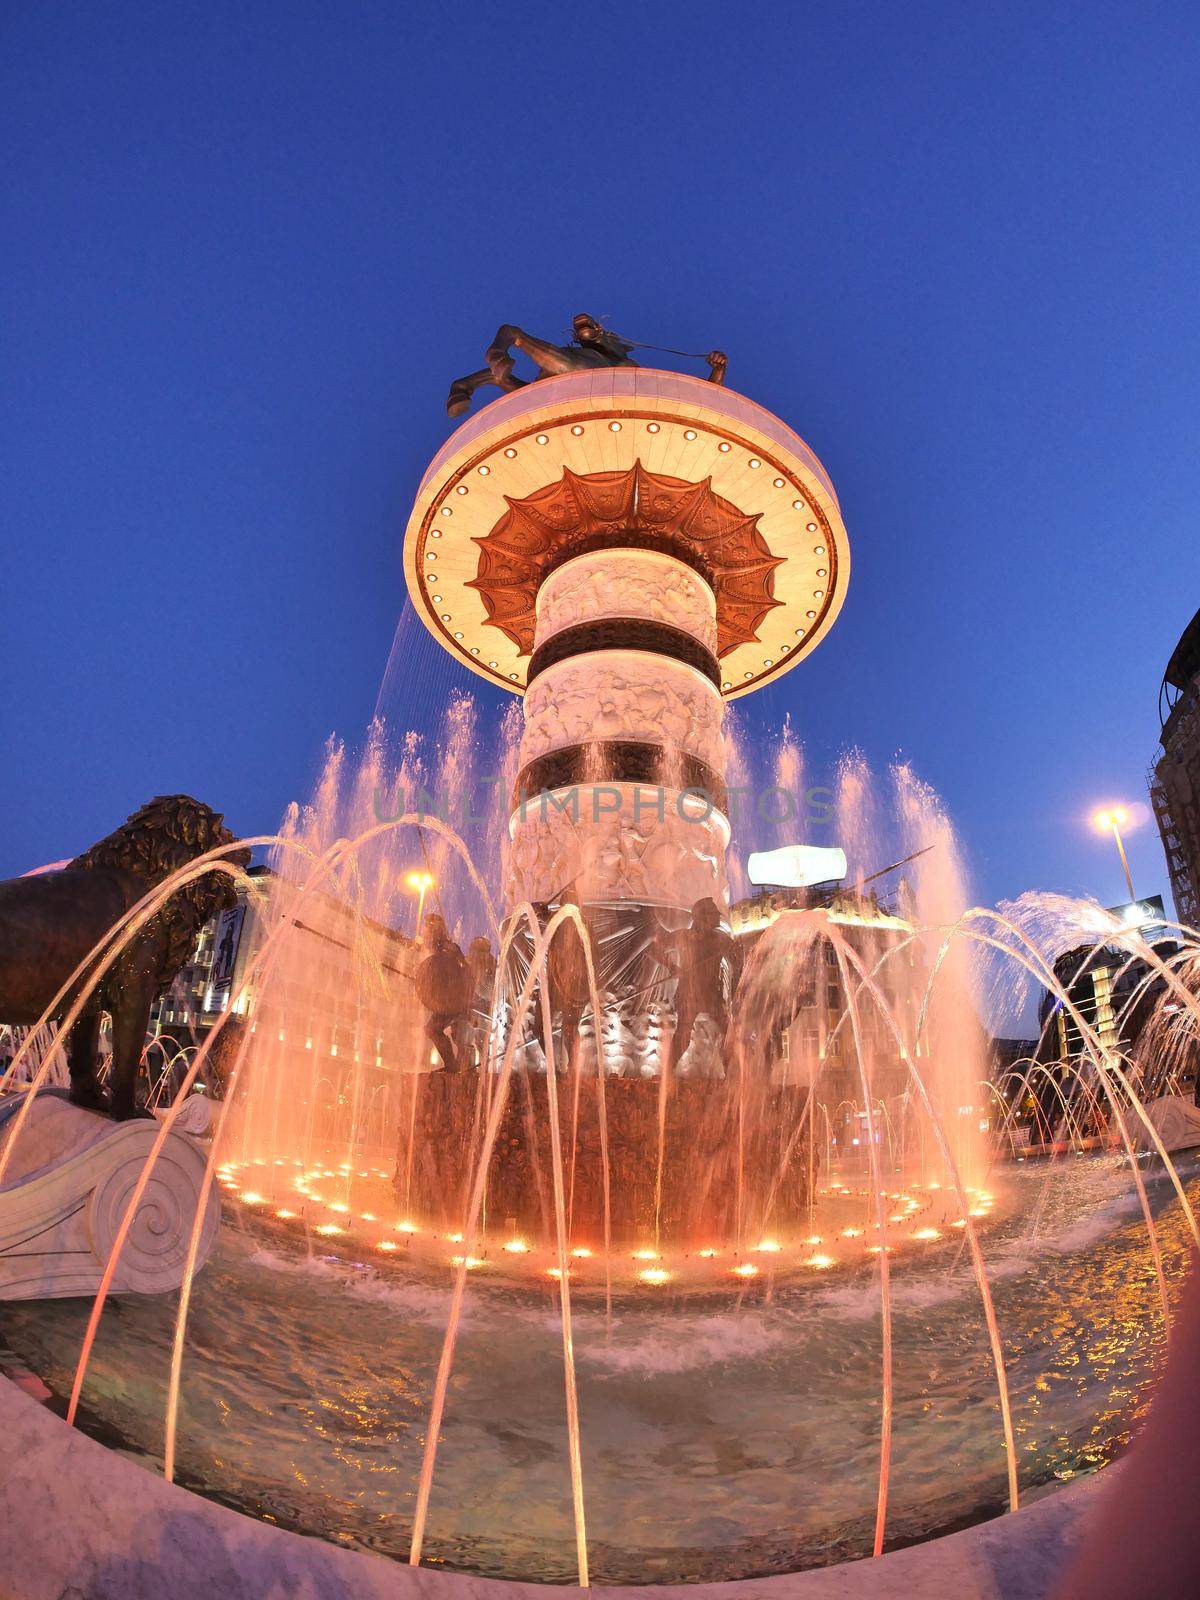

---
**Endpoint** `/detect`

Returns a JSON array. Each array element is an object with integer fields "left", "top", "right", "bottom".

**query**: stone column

[{"left": 508, "top": 547, "right": 730, "bottom": 914}]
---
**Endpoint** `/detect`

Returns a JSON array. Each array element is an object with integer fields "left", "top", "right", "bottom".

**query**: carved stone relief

[
  {"left": 536, "top": 550, "right": 718, "bottom": 653},
  {"left": 508, "top": 783, "right": 729, "bottom": 909},
  {"left": 521, "top": 651, "right": 724, "bottom": 769}
]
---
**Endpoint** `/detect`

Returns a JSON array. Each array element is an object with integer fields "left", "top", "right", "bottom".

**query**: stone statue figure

[
  {"left": 414, "top": 913, "right": 472, "bottom": 1073},
  {"left": 0, "top": 796, "right": 250, "bottom": 1119},
  {"left": 652, "top": 897, "right": 737, "bottom": 1072},
  {"left": 465, "top": 934, "right": 497, "bottom": 1070},
  {"left": 528, "top": 893, "right": 593, "bottom": 1075},
  {"left": 447, "top": 313, "right": 728, "bottom": 417}
]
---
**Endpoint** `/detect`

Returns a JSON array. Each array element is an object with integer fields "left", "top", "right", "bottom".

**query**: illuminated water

[
  {"left": 3, "top": 707, "right": 1195, "bottom": 1583},
  {"left": 2, "top": 1155, "right": 1191, "bottom": 1584}
]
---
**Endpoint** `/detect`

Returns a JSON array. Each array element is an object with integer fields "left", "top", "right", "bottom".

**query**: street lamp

[
  {"left": 405, "top": 869, "right": 435, "bottom": 934},
  {"left": 1093, "top": 806, "right": 1136, "bottom": 903}
]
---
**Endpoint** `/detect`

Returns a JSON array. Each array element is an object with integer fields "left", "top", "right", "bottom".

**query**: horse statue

[
  {"left": 0, "top": 796, "right": 250, "bottom": 1119},
  {"left": 447, "top": 312, "right": 728, "bottom": 417}
]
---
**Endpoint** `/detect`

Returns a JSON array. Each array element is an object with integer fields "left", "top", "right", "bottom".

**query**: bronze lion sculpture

[{"left": 0, "top": 796, "right": 250, "bottom": 1119}]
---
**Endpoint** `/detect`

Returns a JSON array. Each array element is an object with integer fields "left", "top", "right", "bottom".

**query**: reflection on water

[{"left": 1, "top": 1156, "right": 1194, "bottom": 1584}]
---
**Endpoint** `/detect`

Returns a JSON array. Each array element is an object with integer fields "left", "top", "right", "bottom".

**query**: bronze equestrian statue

[
  {"left": 0, "top": 796, "right": 250, "bottom": 1119},
  {"left": 447, "top": 312, "right": 728, "bottom": 417}
]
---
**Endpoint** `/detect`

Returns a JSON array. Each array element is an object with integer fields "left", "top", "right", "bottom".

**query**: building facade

[
  {"left": 1032, "top": 925, "right": 1193, "bottom": 1124},
  {"left": 1151, "top": 606, "right": 1200, "bottom": 928}
]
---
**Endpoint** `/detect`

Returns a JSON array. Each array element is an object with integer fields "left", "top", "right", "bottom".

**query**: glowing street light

[
  {"left": 1093, "top": 806, "right": 1136, "bottom": 903},
  {"left": 405, "top": 869, "right": 435, "bottom": 933}
]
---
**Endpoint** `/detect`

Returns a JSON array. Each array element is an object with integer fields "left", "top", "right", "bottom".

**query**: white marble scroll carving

[
  {"left": 1137, "top": 1094, "right": 1200, "bottom": 1155},
  {"left": 0, "top": 1093, "right": 220, "bottom": 1301}
]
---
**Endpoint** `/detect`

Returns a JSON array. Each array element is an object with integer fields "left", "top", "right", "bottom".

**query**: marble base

[
  {"left": 1137, "top": 1094, "right": 1200, "bottom": 1154},
  {"left": 0, "top": 1093, "right": 220, "bottom": 1300}
]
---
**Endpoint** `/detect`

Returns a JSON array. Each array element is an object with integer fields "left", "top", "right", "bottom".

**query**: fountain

[{"left": 1, "top": 338, "right": 1199, "bottom": 1598}]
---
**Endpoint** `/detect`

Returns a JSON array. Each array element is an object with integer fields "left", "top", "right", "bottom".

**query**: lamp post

[
  {"left": 405, "top": 870, "right": 434, "bottom": 936},
  {"left": 1094, "top": 807, "right": 1136, "bottom": 903}
]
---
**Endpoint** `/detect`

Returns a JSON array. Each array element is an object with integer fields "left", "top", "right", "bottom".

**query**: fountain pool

[{"left": 1, "top": 1154, "right": 1192, "bottom": 1585}]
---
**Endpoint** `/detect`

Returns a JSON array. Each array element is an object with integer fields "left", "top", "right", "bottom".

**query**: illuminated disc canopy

[{"left": 402, "top": 368, "right": 850, "bottom": 698}]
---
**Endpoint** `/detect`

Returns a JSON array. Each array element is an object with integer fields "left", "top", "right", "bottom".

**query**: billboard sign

[
  {"left": 1106, "top": 894, "right": 1167, "bottom": 929},
  {"left": 747, "top": 844, "right": 848, "bottom": 889}
]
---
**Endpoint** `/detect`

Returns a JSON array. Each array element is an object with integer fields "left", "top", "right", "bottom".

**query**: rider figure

[
  {"left": 448, "top": 314, "right": 727, "bottom": 415},
  {"left": 566, "top": 313, "right": 635, "bottom": 366}
]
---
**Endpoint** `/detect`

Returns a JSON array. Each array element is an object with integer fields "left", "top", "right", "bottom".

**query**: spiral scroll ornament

[{"left": 87, "top": 1124, "right": 220, "bottom": 1295}]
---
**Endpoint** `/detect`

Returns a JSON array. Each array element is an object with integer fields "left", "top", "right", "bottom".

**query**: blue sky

[{"left": 3, "top": 0, "right": 1198, "bottom": 919}]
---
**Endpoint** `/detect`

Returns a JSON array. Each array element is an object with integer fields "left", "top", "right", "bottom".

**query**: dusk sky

[{"left": 4, "top": 1, "right": 1198, "bottom": 920}]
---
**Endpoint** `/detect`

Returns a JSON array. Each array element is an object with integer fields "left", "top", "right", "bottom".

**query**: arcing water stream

[{"left": 2, "top": 704, "right": 1199, "bottom": 1585}]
